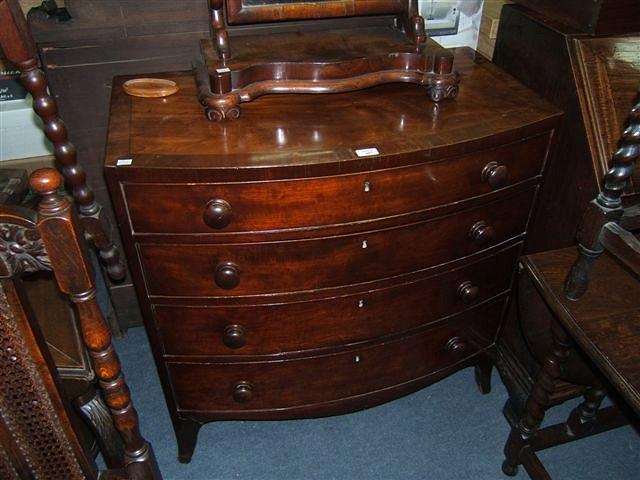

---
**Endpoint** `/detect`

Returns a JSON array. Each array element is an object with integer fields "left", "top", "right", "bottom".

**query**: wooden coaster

[{"left": 122, "top": 78, "right": 179, "bottom": 98}]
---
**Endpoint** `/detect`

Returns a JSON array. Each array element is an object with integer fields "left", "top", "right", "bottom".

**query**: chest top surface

[{"left": 105, "top": 48, "right": 560, "bottom": 180}]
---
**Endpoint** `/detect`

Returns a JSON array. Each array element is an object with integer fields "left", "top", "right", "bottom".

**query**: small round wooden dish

[{"left": 122, "top": 78, "right": 179, "bottom": 98}]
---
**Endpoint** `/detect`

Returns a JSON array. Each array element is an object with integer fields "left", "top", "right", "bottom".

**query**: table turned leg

[
  {"left": 502, "top": 322, "right": 571, "bottom": 476},
  {"left": 566, "top": 385, "right": 607, "bottom": 435},
  {"left": 175, "top": 418, "right": 202, "bottom": 464}
]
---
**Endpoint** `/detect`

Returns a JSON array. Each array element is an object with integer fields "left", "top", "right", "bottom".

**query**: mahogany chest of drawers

[{"left": 104, "top": 48, "right": 560, "bottom": 463}]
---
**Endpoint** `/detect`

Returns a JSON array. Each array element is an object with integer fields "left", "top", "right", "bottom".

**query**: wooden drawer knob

[
  {"left": 223, "top": 324, "right": 246, "bottom": 349},
  {"left": 214, "top": 262, "right": 240, "bottom": 289},
  {"left": 203, "top": 199, "right": 232, "bottom": 229},
  {"left": 469, "top": 221, "right": 495, "bottom": 246},
  {"left": 457, "top": 281, "right": 479, "bottom": 304},
  {"left": 445, "top": 336, "right": 468, "bottom": 357},
  {"left": 232, "top": 381, "right": 254, "bottom": 403},
  {"left": 481, "top": 162, "right": 508, "bottom": 189}
]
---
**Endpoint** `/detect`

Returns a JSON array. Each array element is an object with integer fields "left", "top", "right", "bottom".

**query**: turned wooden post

[
  {"left": 0, "top": 0, "right": 126, "bottom": 282},
  {"left": 31, "top": 169, "right": 161, "bottom": 480},
  {"left": 502, "top": 321, "right": 572, "bottom": 476}
]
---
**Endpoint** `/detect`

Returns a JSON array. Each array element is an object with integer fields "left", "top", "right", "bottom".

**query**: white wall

[
  {"left": 426, "top": 0, "right": 484, "bottom": 49},
  {"left": 0, "top": 97, "right": 53, "bottom": 161}
]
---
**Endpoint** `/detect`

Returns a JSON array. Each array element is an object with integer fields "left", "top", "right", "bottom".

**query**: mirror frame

[{"left": 225, "top": 0, "right": 408, "bottom": 25}]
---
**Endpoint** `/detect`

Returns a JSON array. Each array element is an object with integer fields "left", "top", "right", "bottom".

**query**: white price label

[{"left": 354, "top": 147, "right": 380, "bottom": 157}]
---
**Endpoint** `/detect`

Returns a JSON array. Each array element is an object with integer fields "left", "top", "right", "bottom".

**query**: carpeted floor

[{"left": 115, "top": 327, "right": 639, "bottom": 480}]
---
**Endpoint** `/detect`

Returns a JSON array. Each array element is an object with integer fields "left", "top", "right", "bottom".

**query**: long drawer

[
  {"left": 123, "top": 134, "right": 549, "bottom": 234},
  {"left": 155, "top": 243, "right": 519, "bottom": 356},
  {"left": 140, "top": 188, "right": 534, "bottom": 297},
  {"left": 166, "top": 299, "right": 504, "bottom": 414}
]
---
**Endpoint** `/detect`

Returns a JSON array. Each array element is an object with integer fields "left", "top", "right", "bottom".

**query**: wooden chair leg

[
  {"left": 31, "top": 169, "right": 161, "bottom": 479},
  {"left": 566, "top": 385, "right": 607, "bottom": 436},
  {"left": 502, "top": 321, "right": 571, "bottom": 477}
]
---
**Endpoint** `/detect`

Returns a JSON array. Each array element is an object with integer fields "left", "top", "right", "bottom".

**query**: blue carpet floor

[{"left": 115, "top": 327, "right": 639, "bottom": 480}]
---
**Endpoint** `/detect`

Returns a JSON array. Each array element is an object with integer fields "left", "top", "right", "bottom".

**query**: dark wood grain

[
  {"left": 514, "top": 0, "right": 640, "bottom": 35},
  {"left": 167, "top": 299, "right": 503, "bottom": 414},
  {"left": 571, "top": 37, "right": 640, "bottom": 191},
  {"left": 139, "top": 189, "right": 533, "bottom": 297},
  {"left": 155, "top": 243, "right": 519, "bottom": 357},
  {"left": 123, "top": 134, "right": 548, "bottom": 234},
  {"left": 225, "top": 0, "right": 407, "bottom": 24},
  {"left": 105, "top": 48, "right": 558, "bottom": 175}
]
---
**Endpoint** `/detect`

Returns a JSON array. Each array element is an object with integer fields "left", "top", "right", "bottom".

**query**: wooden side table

[{"left": 503, "top": 248, "right": 639, "bottom": 478}]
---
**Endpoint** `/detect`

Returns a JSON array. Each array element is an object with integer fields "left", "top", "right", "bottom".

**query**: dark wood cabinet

[
  {"left": 492, "top": 3, "right": 640, "bottom": 416},
  {"left": 514, "top": 0, "right": 640, "bottom": 35},
  {"left": 104, "top": 46, "right": 560, "bottom": 463}
]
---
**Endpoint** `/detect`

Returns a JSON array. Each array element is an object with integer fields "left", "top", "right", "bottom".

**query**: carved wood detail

[{"left": 0, "top": 223, "right": 51, "bottom": 278}]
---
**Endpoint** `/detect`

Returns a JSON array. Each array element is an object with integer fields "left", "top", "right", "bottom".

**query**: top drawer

[{"left": 122, "top": 134, "right": 550, "bottom": 234}]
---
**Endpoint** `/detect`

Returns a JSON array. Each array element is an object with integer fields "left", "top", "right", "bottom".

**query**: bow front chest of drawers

[{"left": 104, "top": 48, "right": 560, "bottom": 463}]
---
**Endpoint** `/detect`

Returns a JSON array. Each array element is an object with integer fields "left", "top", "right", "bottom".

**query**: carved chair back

[
  {"left": 0, "top": 169, "right": 161, "bottom": 479},
  {"left": 564, "top": 88, "right": 640, "bottom": 299}
]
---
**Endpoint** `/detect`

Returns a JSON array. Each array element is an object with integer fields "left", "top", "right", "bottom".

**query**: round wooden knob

[
  {"left": 214, "top": 262, "right": 240, "bottom": 290},
  {"left": 457, "top": 281, "right": 479, "bottom": 304},
  {"left": 481, "top": 162, "right": 508, "bottom": 189},
  {"left": 29, "top": 168, "right": 63, "bottom": 194},
  {"left": 469, "top": 221, "right": 495, "bottom": 246},
  {"left": 232, "top": 381, "right": 253, "bottom": 403},
  {"left": 203, "top": 199, "right": 232, "bottom": 229},
  {"left": 445, "top": 337, "right": 468, "bottom": 357},
  {"left": 223, "top": 324, "right": 246, "bottom": 349}
]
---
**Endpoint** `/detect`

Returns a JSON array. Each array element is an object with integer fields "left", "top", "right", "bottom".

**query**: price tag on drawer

[
  {"left": 354, "top": 147, "right": 380, "bottom": 157},
  {"left": 116, "top": 158, "right": 133, "bottom": 166}
]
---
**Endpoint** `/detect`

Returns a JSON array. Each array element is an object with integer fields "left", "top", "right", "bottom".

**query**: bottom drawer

[{"left": 167, "top": 299, "right": 504, "bottom": 414}]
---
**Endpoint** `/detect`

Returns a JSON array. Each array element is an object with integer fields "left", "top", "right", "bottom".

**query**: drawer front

[
  {"left": 155, "top": 243, "right": 519, "bottom": 356},
  {"left": 124, "top": 134, "right": 549, "bottom": 234},
  {"left": 140, "top": 188, "right": 534, "bottom": 297},
  {"left": 166, "top": 299, "right": 503, "bottom": 413}
]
